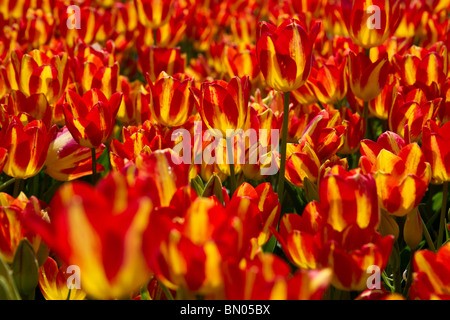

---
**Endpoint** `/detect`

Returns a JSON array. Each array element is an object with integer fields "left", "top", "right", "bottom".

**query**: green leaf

[
  {"left": 0, "top": 276, "right": 13, "bottom": 300},
  {"left": 36, "top": 242, "right": 49, "bottom": 267},
  {"left": 432, "top": 191, "right": 443, "bottom": 213},
  {"left": 0, "top": 254, "right": 21, "bottom": 300},
  {"left": 140, "top": 283, "right": 150, "bottom": 300},
  {"left": 262, "top": 235, "right": 277, "bottom": 253},
  {"left": 11, "top": 239, "right": 39, "bottom": 299}
]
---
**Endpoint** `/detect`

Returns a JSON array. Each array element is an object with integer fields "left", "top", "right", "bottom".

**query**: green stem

[
  {"left": 91, "top": 148, "right": 97, "bottom": 185},
  {"left": 226, "top": 137, "right": 236, "bottom": 196},
  {"left": 392, "top": 242, "right": 402, "bottom": 294},
  {"left": 277, "top": 91, "right": 290, "bottom": 206},
  {"left": 363, "top": 100, "right": 370, "bottom": 140},
  {"left": 158, "top": 280, "right": 174, "bottom": 300},
  {"left": 402, "top": 249, "right": 415, "bottom": 298},
  {"left": 437, "top": 181, "right": 448, "bottom": 249},
  {"left": 66, "top": 288, "right": 72, "bottom": 300},
  {"left": 0, "top": 178, "right": 15, "bottom": 192},
  {"left": 13, "top": 178, "right": 22, "bottom": 198},
  {"left": 382, "top": 271, "right": 395, "bottom": 293},
  {"left": 153, "top": 28, "right": 157, "bottom": 46},
  {"left": 363, "top": 48, "right": 371, "bottom": 141}
]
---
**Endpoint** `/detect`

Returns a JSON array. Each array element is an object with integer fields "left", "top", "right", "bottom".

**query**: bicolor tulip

[
  {"left": 308, "top": 56, "right": 348, "bottom": 105},
  {"left": 338, "top": 107, "right": 366, "bottom": 155},
  {"left": 233, "top": 183, "right": 281, "bottom": 246},
  {"left": 191, "top": 76, "right": 250, "bottom": 138},
  {"left": 341, "top": 0, "right": 405, "bottom": 48},
  {"left": 39, "top": 257, "right": 87, "bottom": 300},
  {"left": 63, "top": 89, "right": 123, "bottom": 148},
  {"left": 18, "top": 8, "right": 55, "bottom": 48},
  {"left": 0, "top": 117, "right": 55, "bottom": 179},
  {"left": 0, "top": 192, "right": 47, "bottom": 263},
  {"left": 10, "top": 49, "right": 69, "bottom": 105},
  {"left": 388, "top": 88, "right": 440, "bottom": 142},
  {"left": 421, "top": 120, "right": 450, "bottom": 184},
  {"left": 44, "top": 126, "right": 105, "bottom": 181},
  {"left": 256, "top": 18, "right": 321, "bottom": 92},
  {"left": 410, "top": 243, "right": 450, "bottom": 300},
  {"left": 222, "top": 253, "right": 331, "bottom": 300},
  {"left": 138, "top": 46, "right": 186, "bottom": 83},
  {"left": 116, "top": 78, "right": 151, "bottom": 126},
  {"left": 360, "top": 132, "right": 431, "bottom": 216},
  {"left": 109, "top": 123, "right": 167, "bottom": 171},
  {"left": 6, "top": 90, "right": 52, "bottom": 129},
  {"left": 348, "top": 51, "right": 390, "bottom": 102},
  {"left": 134, "top": 0, "right": 174, "bottom": 29},
  {"left": 23, "top": 172, "right": 155, "bottom": 300},
  {"left": 275, "top": 165, "right": 393, "bottom": 291},
  {"left": 148, "top": 72, "right": 194, "bottom": 127},
  {"left": 224, "top": 44, "right": 260, "bottom": 81}
]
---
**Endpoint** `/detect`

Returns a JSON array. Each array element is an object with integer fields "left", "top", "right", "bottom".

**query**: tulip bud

[
  {"left": 404, "top": 208, "right": 423, "bottom": 250},
  {"left": 379, "top": 210, "right": 399, "bottom": 241},
  {"left": 11, "top": 239, "right": 39, "bottom": 298}
]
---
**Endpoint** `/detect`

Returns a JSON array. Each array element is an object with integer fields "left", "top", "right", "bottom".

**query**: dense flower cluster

[{"left": 0, "top": 0, "right": 449, "bottom": 301}]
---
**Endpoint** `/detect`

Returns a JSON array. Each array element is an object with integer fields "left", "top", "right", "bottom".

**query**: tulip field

[{"left": 0, "top": 0, "right": 449, "bottom": 302}]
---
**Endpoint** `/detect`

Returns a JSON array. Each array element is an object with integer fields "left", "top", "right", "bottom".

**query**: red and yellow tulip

[
  {"left": 256, "top": 18, "right": 321, "bottom": 92},
  {"left": 63, "top": 89, "right": 122, "bottom": 148}
]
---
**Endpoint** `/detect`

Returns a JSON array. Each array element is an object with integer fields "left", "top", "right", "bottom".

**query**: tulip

[
  {"left": 224, "top": 44, "right": 260, "bottom": 81},
  {"left": 58, "top": 5, "right": 102, "bottom": 46},
  {"left": 410, "top": 243, "right": 450, "bottom": 300},
  {"left": 134, "top": 0, "right": 174, "bottom": 29},
  {"left": 70, "top": 42, "right": 120, "bottom": 98},
  {"left": 338, "top": 107, "right": 365, "bottom": 155},
  {"left": 388, "top": 88, "right": 440, "bottom": 142},
  {"left": 10, "top": 49, "right": 69, "bottom": 105},
  {"left": 191, "top": 76, "right": 250, "bottom": 193},
  {"left": 256, "top": 18, "right": 321, "bottom": 92},
  {"left": 18, "top": 8, "right": 55, "bottom": 48},
  {"left": 6, "top": 90, "right": 52, "bottom": 129},
  {"left": 191, "top": 76, "right": 250, "bottom": 138},
  {"left": 148, "top": 72, "right": 194, "bottom": 127},
  {"left": 404, "top": 208, "right": 423, "bottom": 250},
  {"left": 348, "top": 51, "right": 390, "bottom": 102},
  {"left": 138, "top": 46, "right": 186, "bottom": 82},
  {"left": 320, "top": 166, "right": 380, "bottom": 232},
  {"left": 39, "top": 257, "right": 86, "bottom": 300},
  {"left": 0, "top": 117, "right": 55, "bottom": 180},
  {"left": 23, "top": 173, "right": 154, "bottom": 300},
  {"left": 421, "top": 120, "right": 450, "bottom": 184},
  {"left": 222, "top": 253, "right": 331, "bottom": 300},
  {"left": 44, "top": 126, "right": 105, "bottom": 181},
  {"left": 341, "top": 0, "right": 405, "bottom": 49},
  {"left": 63, "top": 89, "right": 122, "bottom": 149},
  {"left": 233, "top": 183, "right": 281, "bottom": 246},
  {"left": 134, "top": 149, "right": 191, "bottom": 207},
  {"left": 360, "top": 133, "right": 431, "bottom": 216},
  {"left": 308, "top": 56, "right": 348, "bottom": 105},
  {"left": 116, "top": 78, "right": 151, "bottom": 126},
  {"left": 0, "top": 192, "right": 47, "bottom": 264}
]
